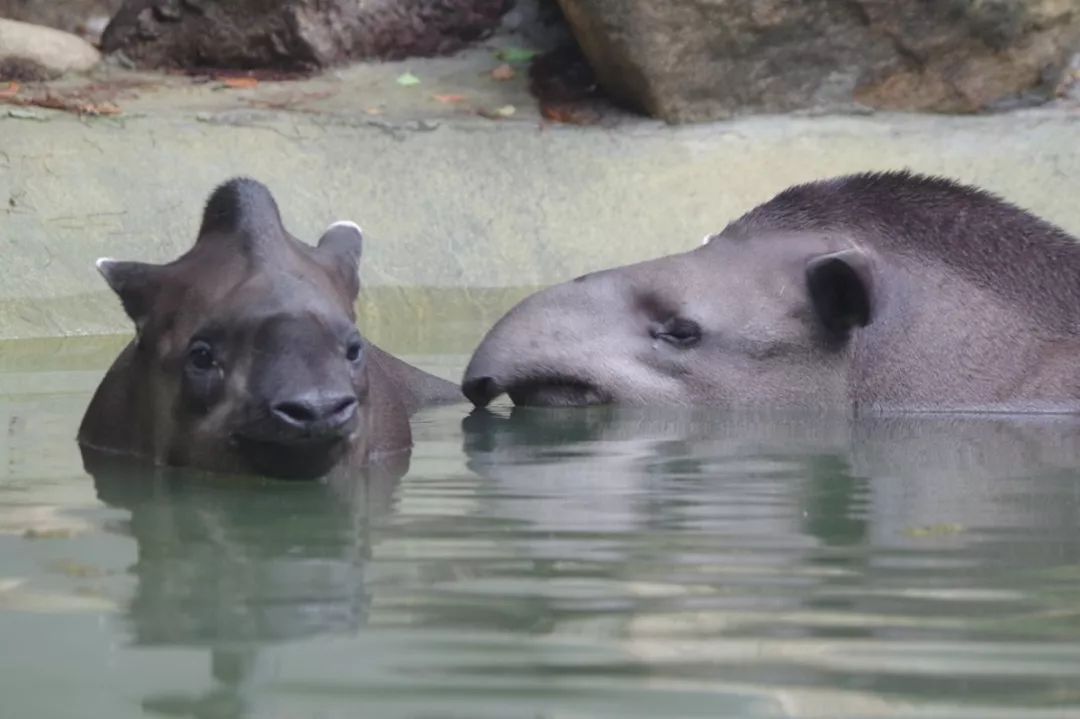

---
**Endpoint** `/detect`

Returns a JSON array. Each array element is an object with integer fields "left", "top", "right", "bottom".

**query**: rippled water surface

[{"left": 2, "top": 336, "right": 1080, "bottom": 719}]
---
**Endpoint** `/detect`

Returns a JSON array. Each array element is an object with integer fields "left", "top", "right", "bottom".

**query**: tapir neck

[
  {"left": 354, "top": 356, "right": 412, "bottom": 461},
  {"left": 366, "top": 343, "right": 462, "bottom": 412},
  {"left": 853, "top": 259, "right": 1080, "bottom": 412},
  {"left": 77, "top": 340, "right": 157, "bottom": 458}
]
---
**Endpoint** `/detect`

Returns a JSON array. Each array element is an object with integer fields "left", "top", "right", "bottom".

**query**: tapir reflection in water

[
  {"left": 464, "top": 172, "right": 1080, "bottom": 413},
  {"left": 79, "top": 178, "right": 459, "bottom": 479}
]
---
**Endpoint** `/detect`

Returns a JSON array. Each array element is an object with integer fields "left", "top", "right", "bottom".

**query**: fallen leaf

[
  {"left": 220, "top": 76, "right": 259, "bottom": 90},
  {"left": 396, "top": 72, "right": 421, "bottom": 87},
  {"left": 27, "top": 94, "right": 121, "bottom": 116},
  {"left": 23, "top": 527, "right": 77, "bottom": 539},
  {"left": 433, "top": 93, "right": 467, "bottom": 104},
  {"left": 541, "top": 102, "right": 602, "bottom": 126},
  {"left": 906, "top": 523, "right": 966, "bottom": 539},
  {"left": 365, "top": 106, "right": 384, "bottom": 115},
  {"left": 491, "top": 63, "right": 515, "bottom": 81},
  {"left": 478, "top": 104, "right": 516, "bottom": 120},
  {"left": 7, "top": 108, "right": 46, "bottom": 120},
  {"left": 48, "top": 559, "right": 105, "bottom": 578},
  {"left": 496, "top": 47, "right": 537, "bottom": 64},
  {"left": 0, "top": 82, "right": 19, "bottom": 99},
  {"left": 243, "top": 89, "right": 335, "bottom": 110}
]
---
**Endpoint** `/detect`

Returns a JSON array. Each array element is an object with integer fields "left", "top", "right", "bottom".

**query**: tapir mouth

[
  {"left": 231, "top": 434, "right": 350, "bottom": 480},
  {"left": 463, "top": 375, "right": 610, "bottom": 408}
]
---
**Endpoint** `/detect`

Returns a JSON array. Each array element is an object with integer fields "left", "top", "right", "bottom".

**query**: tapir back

[{"left": 462, "top": 172, "right": 1080, "bottom": 412}]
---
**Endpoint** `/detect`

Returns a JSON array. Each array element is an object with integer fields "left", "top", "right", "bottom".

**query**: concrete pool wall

[{"left": 3, "top": 60, "right": 1080, "bottom": 348}]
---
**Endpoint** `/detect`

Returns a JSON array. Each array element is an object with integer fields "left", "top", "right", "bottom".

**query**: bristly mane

[
  {"left": 722, "top": 170, "right": 1080, "bottom": 328},
  {"left": 197, "top": 178, "right": 288, "bottom": 254}
]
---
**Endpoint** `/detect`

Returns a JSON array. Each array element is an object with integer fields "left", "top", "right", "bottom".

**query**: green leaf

[
  {"left": 396, "top": 72, "right": 421, "bottom": 87},
  {"left": 495, "top": 48, "right": 537, "bottom": 64},
  {"left": 7, "top": 108, "right": 47, "bottom": 121}
]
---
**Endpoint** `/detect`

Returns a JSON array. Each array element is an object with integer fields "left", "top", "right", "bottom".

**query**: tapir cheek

[{"left": 181, "top": 368, "right": 226, "bottom": 412}]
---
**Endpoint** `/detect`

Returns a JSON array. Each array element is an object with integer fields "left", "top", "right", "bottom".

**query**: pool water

[{"left": 2, "top": 336, "right": 1080, "bottom": 718}]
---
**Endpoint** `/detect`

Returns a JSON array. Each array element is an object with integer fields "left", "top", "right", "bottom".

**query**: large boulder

[
  {"left": 555, "top": 0, "right": 1080, "bottom": 122},
  {"left": 0, "top": 0, "right": 120, "bottom": 40},
  {"left": 101, "top": 0, "right": 510, "bottom": 71},
  {"left": 0, "top": 17, "right": 102, "bottom": 80}
]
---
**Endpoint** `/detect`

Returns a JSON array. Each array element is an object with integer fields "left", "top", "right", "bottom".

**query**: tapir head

[
  {"left": 462, "top": 230, "right": 875, "bottom": 409},
  {"left": 83, "top": 179, "right": 373, "bottom": 479}
]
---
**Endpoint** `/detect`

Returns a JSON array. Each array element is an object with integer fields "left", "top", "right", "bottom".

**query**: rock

[
  {"left": 0, "top": 0, "right": 122, "bottom": 40},
  {"left": 101, "top": 0, "right": 511, "bottom": 71},
  {"left": 554, "top": 0, "right": 1080, "bottom": 122},
  {"left": 0, "top": 56, "right": 58, "bottom": 81},
  {"left": 0, "top": 18, "right": 102, "bottom": 80},
  {"left": 1055, "top": 51, "right": 1080, "bottom": 101}
]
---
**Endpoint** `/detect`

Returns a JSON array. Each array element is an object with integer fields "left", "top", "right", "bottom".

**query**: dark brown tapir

[
  {"left": 79, "top": 178, "right": 459, "bottom": 479},
  {"left": 463, "top": 171, "right": 1080, "bottom": 413}
]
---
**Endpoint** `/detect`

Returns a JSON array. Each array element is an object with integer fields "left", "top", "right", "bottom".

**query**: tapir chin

[
  {"left": 79, "top": 177, "right": 459, "bottom": 480},
  {"left": 463, "top": 171, "right": 1080, "bottom": 413}
]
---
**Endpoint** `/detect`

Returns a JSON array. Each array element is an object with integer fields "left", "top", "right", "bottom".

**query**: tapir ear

[
  {"left": 805, "top": 248, "right": 874, "bottom": 337},
  {"left": 316, "top": 221, "right": 363, "bottom": 299},
  {"left": 96, "top": 258, "right": 162, "bottom": 330}
]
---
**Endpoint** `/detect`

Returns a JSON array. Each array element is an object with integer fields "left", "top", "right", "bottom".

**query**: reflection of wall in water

[
  {"left": 462, "top": 410, "right": 1080, "bottom": 585},
  {"left": 89, "top": 459, "right": 403, "bottom": 647}
]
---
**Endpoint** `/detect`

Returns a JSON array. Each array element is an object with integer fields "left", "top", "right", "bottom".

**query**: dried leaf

[
  {"left": 48, "top": 559, "right": 105, "bottom": 578},
  {"left": 906, "top": 523, "right": 965, "bottom": 539},
  {"left": 396, "top": 72, "right": 421, "bottom": 87},
  {"left": 478, "top": 104, "right": 516, "bottom": 120},
  {"left": 491, "top": 63, "right": 515, "bottom": 81},
  {"left": 541, "top": 102, "right": 602, "bottom": 126},
  {"left": 23, "top": 527, "right": 76, "bottom": 539},
  {"left": 221, "top": 76, "right": 259, "bottom": 90},
  {"left": 496, "top": 48, "right": 537, "bottom": 64},
  {"left": 3, "top": 91, "right": 122, "bottom": 117},
  {"left": 0, "top": 82, "right": 19, "bottom": 99},
  {"left": 433, "top": 94, "right": 467, "bottom": 104},
  {"left": 32, "top": 94, "right": 121, "bottom": 116}
]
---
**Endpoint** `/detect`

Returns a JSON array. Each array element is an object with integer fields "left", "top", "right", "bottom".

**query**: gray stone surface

[
  {"left": 1, "top": 47, "right": 1080, "bottom": 343},
  {"left": 556, "top": 0, "right": 1080, "bottom": 122}
]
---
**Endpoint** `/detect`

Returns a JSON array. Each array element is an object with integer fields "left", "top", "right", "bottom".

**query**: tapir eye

[
  {"left": 345, "top": 338, "right": 364, "bottom": 363},
  {"left": 655, "top": 317, "right": 702, "bottom": 348},
  {"left": 187, "top": 341, "right": 216, "bottom": 371}
]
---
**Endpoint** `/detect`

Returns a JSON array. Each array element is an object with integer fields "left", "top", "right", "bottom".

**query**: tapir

[
  {"left": 463, "top": 171, "right": 1080, "bottom": 413},
  {"left": 79, "top": 178, "right": 460, "bottom": 479}
]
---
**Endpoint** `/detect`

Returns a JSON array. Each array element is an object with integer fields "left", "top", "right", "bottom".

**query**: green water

[{"left": 2, "top": 337, "right": 1080, "bottom": 719}]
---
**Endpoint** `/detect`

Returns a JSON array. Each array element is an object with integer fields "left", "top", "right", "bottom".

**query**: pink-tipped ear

[
  {"left": 316, "top": 220, "right": 364, "bottom": 300},
  {"left": 327, "top": 220, "right": 363, "bottom": 235}
]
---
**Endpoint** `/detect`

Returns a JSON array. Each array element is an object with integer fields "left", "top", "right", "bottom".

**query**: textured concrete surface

[{"left": 2, "top": 46, "right": 1080, "bottom": 342}]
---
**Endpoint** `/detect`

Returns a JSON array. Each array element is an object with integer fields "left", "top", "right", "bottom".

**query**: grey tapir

[
  {"left": 79, "top": 178, "right": 459, "bottom": 479},
  {"left": 463, "top": 171, "right": 1080, "bottom": 412}
]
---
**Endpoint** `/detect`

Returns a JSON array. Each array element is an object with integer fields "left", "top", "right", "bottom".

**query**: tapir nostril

[
  {"left": 272, "top": 395, "right": 358, "bottom": 431},
  {"left": 274, "top": 400, "right": 317, "bottom": 425},
  {"left": 330, "top": 396, "right": 357, "bottom": 418},
  {"left": 462, "top": 376, "right": 501, "bottom": 408}
]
